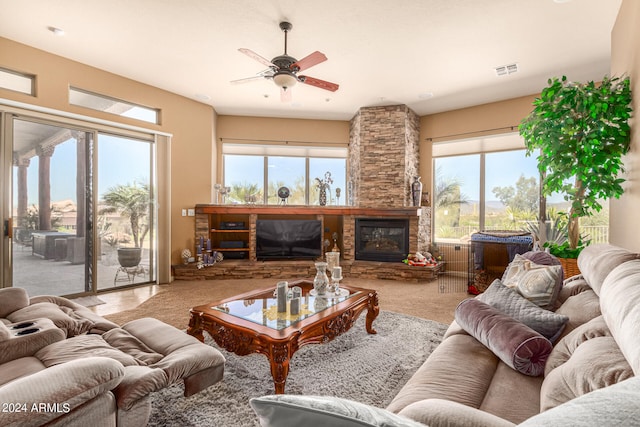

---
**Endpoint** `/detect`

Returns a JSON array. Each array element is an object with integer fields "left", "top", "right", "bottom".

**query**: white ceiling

[{"left": 0, "top": 0, "right": 622, "bottom": 121}]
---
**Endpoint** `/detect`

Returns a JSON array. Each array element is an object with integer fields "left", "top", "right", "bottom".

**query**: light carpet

[{"left": 147, "top": 310, "right": 448, "bottom": 427}]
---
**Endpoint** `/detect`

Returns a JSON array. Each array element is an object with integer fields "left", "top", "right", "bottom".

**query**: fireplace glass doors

[{"left": 355, "top": 218, "right": 409, "bottom": 262}]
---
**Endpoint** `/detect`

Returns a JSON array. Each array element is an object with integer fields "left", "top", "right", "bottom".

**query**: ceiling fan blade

[
  {"left": 291, "top": 51, "right": 327, "bottom": 72},
  {"left": 230, "top": 75, "right": 266, "bottom": 85},
  {"left": 299, "top": 75, "right": 339, "bottom": 92},
  {"left": 280, "top": 87, "right": 292, "bottom": 102},
  {"left": 238, "top": 48, "right": 276, "bottom": 68}
]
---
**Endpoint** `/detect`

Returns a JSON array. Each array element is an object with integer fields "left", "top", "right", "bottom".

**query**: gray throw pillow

[
  {"left": 478, "top": 279, "right": 568, "bottom": 343},
  {"left": 250, "top": 395, "right": 427, "bottom": 427}
]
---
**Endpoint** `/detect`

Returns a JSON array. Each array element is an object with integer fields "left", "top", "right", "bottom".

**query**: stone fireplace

[{"left": 348, "top": 104, "right": 430, "bottom": 254}]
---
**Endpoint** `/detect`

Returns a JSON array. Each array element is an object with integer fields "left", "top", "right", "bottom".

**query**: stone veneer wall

[
  {"left": 349, "top": 104, "right": 429, "bottom": 253},
  {"left": 349, "top": 105, "right": 420, "bottom": 208}
]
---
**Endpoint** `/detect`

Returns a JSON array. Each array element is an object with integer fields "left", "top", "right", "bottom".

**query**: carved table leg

[
  {"left": 268, "top": 342, "right": 292, "bottom": 394},
  {"left": 187, "top": 312, "right": 205, "bottom": 343},
  {"left": 365, "top": 291, "right": 380, "bottom": 334}
]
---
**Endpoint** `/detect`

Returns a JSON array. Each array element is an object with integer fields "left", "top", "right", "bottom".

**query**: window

[
  {"left": 69, "top": 87, "right": 160, "bottom": 124},
  {"left": 0, "top": 67, "right": 35, "bottom": 95},
  {"left": 309, "top": 158, "right": 347, "bottom": 206},
  {"left": 223, "top": 155, "right": 264, "bottom": 204},
  {"left": 433, "top": 154, "right": 480, "bottom": 241},
  {"left": 222, "top": 143, "right": 347, "bottom": 205},
  {"left": 268, "top": 156, "right": 305, "bottom": 204},
  {"left": 432, "top": 132, "right": 609, "bottom": 244}
]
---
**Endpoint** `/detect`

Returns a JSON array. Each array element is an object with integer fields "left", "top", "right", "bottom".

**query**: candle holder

[
  {"left": 326, "top": 251, "right": 340, "bottom": 279},
  {"left": 329, "top": 266, "right": 342, "bottom": 295}
]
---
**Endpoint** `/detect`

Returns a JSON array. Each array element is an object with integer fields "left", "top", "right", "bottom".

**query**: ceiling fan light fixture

[{"left": 273, "top": 72, "right": 298, "bottom": 90}]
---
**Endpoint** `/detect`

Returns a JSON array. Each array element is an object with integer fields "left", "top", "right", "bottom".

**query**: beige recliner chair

[{"left": 0, "top": 287, "right": 225, "bottom": 426}]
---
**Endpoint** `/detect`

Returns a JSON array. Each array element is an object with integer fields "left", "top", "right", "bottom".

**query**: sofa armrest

[
  {"left": 397, "top": 399, "right": 516, "bottom": 427},
  {"left": 0, "top": 318, "right": 65, "bottom": 364},
  {"left": 0, "top": 357, "right": 124, "bottom": 427}
]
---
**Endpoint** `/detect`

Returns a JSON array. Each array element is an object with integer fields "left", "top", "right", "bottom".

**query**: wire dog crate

[{"left": 434, "top": 242, "right": 473, "bottom": 293}]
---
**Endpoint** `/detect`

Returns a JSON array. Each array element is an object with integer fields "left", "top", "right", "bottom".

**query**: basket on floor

[{"left": 558, "top": 257, "right": 581, "bottom": 278}]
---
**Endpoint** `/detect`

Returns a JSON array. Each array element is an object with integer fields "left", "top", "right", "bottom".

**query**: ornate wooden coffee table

[{"left": 187, "top": 279, "right": 379, "bottom": 394}]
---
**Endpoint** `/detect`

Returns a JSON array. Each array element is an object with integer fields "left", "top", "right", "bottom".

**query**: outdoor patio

[{"left": 11, "top": 241, "right": 152, "bottom": 297}]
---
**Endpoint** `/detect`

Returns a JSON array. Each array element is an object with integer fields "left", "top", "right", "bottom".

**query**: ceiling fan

[{"left": 233, "top": 21, "right": 339, "bottom": 101}]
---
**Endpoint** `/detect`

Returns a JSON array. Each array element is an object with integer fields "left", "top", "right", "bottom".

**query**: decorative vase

[
  {"left": 313, "top": 261, "right": 330, "bottom": 295},
  {"left": 318, "top": 184, "right": 328, "bottom": 206},
  {"left": 412, "top": 176, "right": 423, "bottom": 207}
]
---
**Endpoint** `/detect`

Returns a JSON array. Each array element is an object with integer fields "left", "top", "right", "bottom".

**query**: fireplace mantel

[{"left": 195, "top": 204, "right": 421, "bottom": 217}]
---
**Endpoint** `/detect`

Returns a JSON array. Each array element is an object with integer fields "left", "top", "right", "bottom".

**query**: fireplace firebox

[{"left": 355, "top": 218, "right": 409, "bottom": 262}]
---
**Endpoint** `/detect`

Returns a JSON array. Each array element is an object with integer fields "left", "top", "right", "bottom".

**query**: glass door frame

[{"left": 1, "top": 101, "right": 172, "bottom": 294}]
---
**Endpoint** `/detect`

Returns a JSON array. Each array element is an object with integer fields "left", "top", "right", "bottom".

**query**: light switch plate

[
  {"left": 181, "top": 209, "right": 187, "bottom": 217},
  {"left": 188, "top": 209, "right": 195, "bottom": 216}
]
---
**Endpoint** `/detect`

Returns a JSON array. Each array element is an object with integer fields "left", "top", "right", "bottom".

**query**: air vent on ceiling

[{"left": 494, "top": 63, "right": 518, "bottom": 77}]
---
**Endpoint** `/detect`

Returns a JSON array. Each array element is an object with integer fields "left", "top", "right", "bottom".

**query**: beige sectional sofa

[
  {"left": 0, "top": 288, "right": 225, "bottom": 427},
  {"left": 386, "top": 243, "right": 640, "bottom": 426},
  {"left": 250, "top": 243, "right": 640, "bottom": 426}
]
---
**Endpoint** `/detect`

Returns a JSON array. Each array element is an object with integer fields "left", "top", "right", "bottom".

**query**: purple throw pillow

[{"left": 455, "top": 298, "right": 552, "bottom": 376}]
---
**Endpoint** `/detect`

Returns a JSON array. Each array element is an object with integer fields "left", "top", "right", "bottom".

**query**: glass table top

[{"left": 211, "top": 287, "right": 360, "bottom": 330}]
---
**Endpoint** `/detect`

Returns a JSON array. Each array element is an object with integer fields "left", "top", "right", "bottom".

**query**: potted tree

[
  {"left": 519, "top": 75, "right": 633, "bottom": 274},
  {"left": 100, "top": 182, "right": 151, "bottom": 268}
]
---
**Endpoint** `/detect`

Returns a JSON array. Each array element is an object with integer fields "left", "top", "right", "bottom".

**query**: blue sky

[
  {"left": 14, "top": 134, "right": 150, "bottom": 206},
  {"left": 435, "top": 149, "right": 565, "bottom": 204}
]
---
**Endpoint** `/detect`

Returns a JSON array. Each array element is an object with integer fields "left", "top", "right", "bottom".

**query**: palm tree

[
  {"left": 434, "top": 166, "right": 470, "bottom": 210},
  {"left": 228, "top": 182, "right": 262, "bottom": 204},
  {"left": 100, "top": 182, "right": 150, "bottom": 248}
]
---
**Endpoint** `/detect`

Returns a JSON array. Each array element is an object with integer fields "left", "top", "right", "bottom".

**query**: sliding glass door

[
  {"left": 96, "top": 133, "right": 155, "bottom": 289},
  {"left": 10, "top": 118, "right": 92, "bottom": 296},
  {"left": 2, "top": 113, "right": 157, "bottom": 297}
]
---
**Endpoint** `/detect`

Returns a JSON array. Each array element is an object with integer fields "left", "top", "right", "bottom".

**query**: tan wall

[
  {"left": 0, "top": 37, "right": 215, "bottom": 269},
  {"left": 216, "top": 115, "right": 349, "bottom": 181},
  {"left": 609, "top": 0, "right": 640, "bottom": 252},
  {"left": 418, "top": 95, "right": 537, "bottom": 204}
]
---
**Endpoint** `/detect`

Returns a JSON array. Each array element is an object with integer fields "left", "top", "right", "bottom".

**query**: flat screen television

[{"left": 256, "top": 219, "right": 322, "bottom": 260}]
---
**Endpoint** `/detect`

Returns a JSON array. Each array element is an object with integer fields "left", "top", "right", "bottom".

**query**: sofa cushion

[
  {"left": 397, "top": 399, "right": 516, "bottom": 427},
  {"left": 0, "top": 322, "right": 9, "bottom": 340},
  {"left": 6, "top": 302, "right": 94, "bottom": 337},
  {"left": 35, "top": 334, "right": 145, "bottom": 367},
  {"left": 101, "top": 328, "right": 163, "bottom": 366},
  {"left": 539, "top": 336, "right": 633, "bottom": 411},
  {"left": 387, "top": 333, "right": 500, "bottom": 414},
  {"left": 0, "top": 288, "right": 30, "bottom": 318},
  {"left": 455, "top": 298, "right": 552, "bottom": 376},
  {"left": 520, "top": 376, "right": 640, "bottom": 427},
  {"left": 554, "top": 289, "right": 601, "bottom": 338},
  {"left": 0, "top": 356, "right": 46, "bottom": 387},
  {"left": 250, "top": 395, "right": 428, "bottom": 427},
  {"left": 477, "top": 280, "right": 568, "bottom": 343},
  {"left": 600, "top": 259, "right": 640, "bottom": 375},
  {"left": 577, "top": 243, "right": 639, "bottom": 296},
  {"left": 544, "top": 315, "right": 611, "bottom": 376}
]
